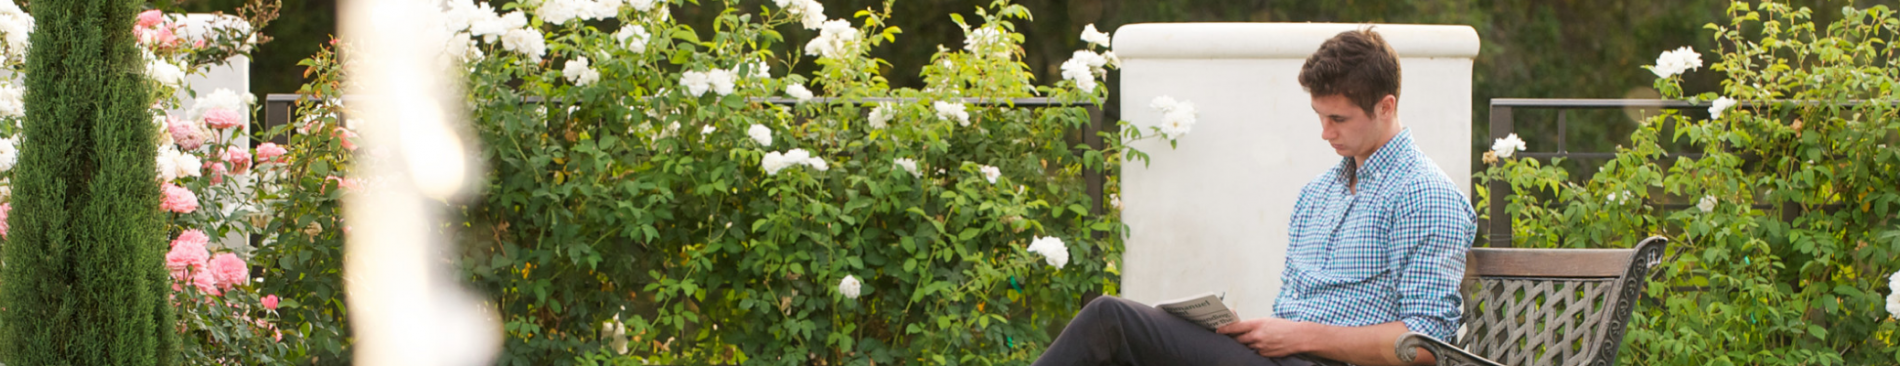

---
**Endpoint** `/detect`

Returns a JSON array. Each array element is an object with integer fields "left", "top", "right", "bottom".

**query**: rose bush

[
  {"left": 0, "top": 1, "right": 302, "bottom": 364},
  {"left": 1476, "top": 2, "right": 1900, "bottom": 364},
  {"left": 266, "top": 0, "right": 1188, "bottom": 364}
]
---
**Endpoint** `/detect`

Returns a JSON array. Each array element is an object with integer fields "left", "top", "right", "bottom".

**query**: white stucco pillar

[{"left": 1115, "top": 23, "right": 1479, "bottom": 318}]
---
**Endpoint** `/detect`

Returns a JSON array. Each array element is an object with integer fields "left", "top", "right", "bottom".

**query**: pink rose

[
  {"left": 222, "top": 146, "right": 252, "bottom": 174},
  {"left": 333, "top": 127, "right": 358, "bottom": 151},
  {"left": 164, "top": 233, "right": 209, "bottom": 281},
  {"left": 159, "top": 183, "right": 198, "bottom": 213},
  {"left": 136, "top": 10, "right": 165, "bottom": 28},
  {"left": 262, "top": 294, "right": 279, "bottom": 310},
  {"left": 203, "top": 108, "right": 243, "bottom": 129},
  {"left": 205, "top": 161, "right": 227, "bottom": 185},
  {"left": 208, "top": 253, "right": 248, "bottom": 290},
  {"left": 255, "top": 143, "right": 287, "bottom": 164},
  {"left": 170, "top": 229, "right": 209, "bottom": 248},
  {"left": 168, "top": 117, "right": 206, "bottom": 151},
  {"left": 191, "top": 268, "right": 220, "bottom": 296},
  {"left": 0, "top": 202, "right": 10, "bottom": 240}
]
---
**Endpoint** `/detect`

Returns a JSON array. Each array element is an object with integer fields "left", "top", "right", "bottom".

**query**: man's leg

[{"left": 1032, "top": 296, "right": 1314, "bottom": 366}]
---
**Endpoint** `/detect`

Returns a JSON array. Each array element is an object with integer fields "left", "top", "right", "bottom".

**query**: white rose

[
  {"left": 747, "top": 124, "right": 772, "bottom": 146},
  {"left": 838, "top": 275, "right": 862, "bottom": 299},
  {"left": 680, "top": 71, "right": 712, "bottom": 96},
  {"left": 867, "top": 102, "right": 895, "bottom": 129},
  {"left": 1080, "top": 24, "right": 1111, "bottom": 48},
  {"left": 1026, "top": 236, "right": 1070, "bottom": 269},
  {"left": 783, "top": 148, "right": 810, "bottom": 164},
  {"left": 804, "top": 19, "right": 860, "bottom": 59},
  {"left": 979, "top": 165, "right": 1000, "bottom": 184},
  {"left": 500, "top": 27, "right": 547, "bottom": 62},
  {"left": 1649, "top": 46, "right": 1703, "bottom": 78},
  {"left": 1151, "top": 96, "right": 1198, "bottom": 140},
  {"left": 760, "top": 151, "right": 789, "bottom": 175},
  {"left": 708, "top": 68, "right": 737, "bottom": 96},
  {"left": 1491, "top": 133, "right": 1527, "bottom": 159},
  {"left": 785, "top": 83, "right": 814, "bottom": 102},
  {"left": 0, "top": 136, "right": 16, "bottom": 172},
  {"left": 807, "top": 157, "right": 827, "bottom": 172},
  {"left": 933, "top": 101, "right": 969, "bottom": 126},
  {"left": 562, "top": 57, "right": 600, "bottom": 86},
  {"left": 893, "top": 158, "right": 919, "bottom": 177},
  {"left": 614, "top": 24, "right": 650, "bottom": 53},
  {"left": 0, "top": 85, "right": 21, "bottom": 119},
  {"left": 1697, "top": 195, "right": 1717, "bottom": 213},
  {"left": 1709, "top": 96, "right": 1737, "bottom": 119}
]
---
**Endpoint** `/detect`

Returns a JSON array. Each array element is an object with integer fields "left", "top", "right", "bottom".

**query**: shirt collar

[{"left": 1344, "top": 128, "right": 1416, "bottom": 183}]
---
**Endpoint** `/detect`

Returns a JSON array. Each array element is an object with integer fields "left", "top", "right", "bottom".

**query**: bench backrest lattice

[{"left": 1390, "top": 236, "right": 1669, "bottom": 366}]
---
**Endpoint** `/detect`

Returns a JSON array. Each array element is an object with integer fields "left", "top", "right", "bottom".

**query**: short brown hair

[{"left": 1298, "top": 28, "right": 1401, "bottom": 116}]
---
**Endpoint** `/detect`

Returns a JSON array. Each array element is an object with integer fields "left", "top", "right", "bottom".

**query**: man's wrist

[{"left": 1291, "top": 320, "right": 1324, "bottom": 354}]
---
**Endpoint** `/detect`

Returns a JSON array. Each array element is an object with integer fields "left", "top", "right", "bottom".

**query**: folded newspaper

[{"left": 1154, "top": 292, "right": 1238, "bottom": 330}]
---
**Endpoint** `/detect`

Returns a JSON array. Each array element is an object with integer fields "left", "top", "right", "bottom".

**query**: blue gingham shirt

[{"left": 1272, "top": 129, "right": 1476, "bottom": 341}]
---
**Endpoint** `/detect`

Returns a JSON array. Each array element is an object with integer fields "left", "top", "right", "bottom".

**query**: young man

[{"left": 1031, "top": 28, "right": 1476, "bottom": 366}]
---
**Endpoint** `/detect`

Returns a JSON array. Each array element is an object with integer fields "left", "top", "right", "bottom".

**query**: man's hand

[{"left": 1215, "top": 317, "right": 1311, "bottom": 358}]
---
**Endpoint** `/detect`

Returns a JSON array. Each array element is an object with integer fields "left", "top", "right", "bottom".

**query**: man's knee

[{"left": 1080, "top": 295, "right": 1139, "bottom": 319}]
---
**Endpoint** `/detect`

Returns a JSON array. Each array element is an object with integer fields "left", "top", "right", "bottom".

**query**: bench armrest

[{"left": 1394, "top": 332, "right": 1506, "bottom": 366}]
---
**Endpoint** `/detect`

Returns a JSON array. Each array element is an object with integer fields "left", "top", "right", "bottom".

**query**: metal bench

[{"left": 1392, "top": 236, "right": 1670, "bottom": 366}]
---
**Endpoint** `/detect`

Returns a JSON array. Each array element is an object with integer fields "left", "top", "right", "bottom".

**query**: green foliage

[
  {"left": 1476, "top": 2, "right": 1900, "bottom": 364},
  {"left": 246, "top": 41, "right": 356, "bottom": 364},
  {"left": 424, "top": 0, "right": 1140, "bottom": 364},
  {"left": 0, "top": 0, "right": 177, "bottom": 364}
]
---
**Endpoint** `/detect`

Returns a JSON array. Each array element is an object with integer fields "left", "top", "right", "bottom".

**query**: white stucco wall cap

[{"left": 1113, "top": 23, "right": 1480, "bottom": 60}]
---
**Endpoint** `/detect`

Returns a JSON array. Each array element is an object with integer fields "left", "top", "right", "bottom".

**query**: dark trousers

[{"left": 1032, "top": 296, "right": 1317, "bottom": 366}]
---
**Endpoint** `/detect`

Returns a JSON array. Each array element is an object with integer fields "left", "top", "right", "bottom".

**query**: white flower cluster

[
  {"left": 563, "top": 57, "right": 601, "bottom": 86},
  {"left": 1697, "top": 195, "right": 1717, "bottom": 213},
  {"left": 772, "top": 0, "right": 826, "bottom": 30},
  {"left": 747, "top": 124, "right": 772, "bottom": 146},
  {"left": 934, "top": 101, "right": 969, "bottom": 126},
  {"left": 156, "top": 146, "right": 203, "bottom": 182},
  {"left": 963, "top": 26, "right": 1007, "bottom": 58},
  {"left": 0, "top": 136, "right": 16, "bottom": 172},
  {"left": 445, "top": 0, "right": 547, "bottom": 62},
  {"left": 804, "top": 19, "right": 860, "bottom": 60},
  {"left": 680, "top": 68, "right": 737, "bottom": 97},
  {"left": 614, "top": 24, "right": 650, "bottom": 53},
  {"left": 838, "top": 274, "right": 862, "bottom": 299},
  {"left": 785, "top": 83, "right": 814, "bottom": 102},
  {"left": 1080, "top": 24, "right": 1111, "bottom": 48},
  {"left": 1709, "top": 96, "right": 1737, "bottom": 119},
  {"left": 760, "top": 148, "right": 827, "bottom": 175},
  {"left": 1026, "top": 236, "right": 1069, "bottom": 269},
  {"left": 978, "top": 165, "right": 1001, "bottom": 184},
  {"left": 1886, "top": 270, "right": 1900, "bottom": 320},
  {"left": 1491, "top": 133, "right": 1526, "bottom": 159},
  {"left": 0, "top": 84, "right": 21, "bottom": 119},
  {"left": 1062, "top": 50, "right": 1109, "bottom": 91},
  {"left": 1649, "top": 46, "right": 1702, "bottom": 78},
  {"left": 536, "top": 0, "right": 624, "bottom": 25},
  {"left": 1149, "top": 96, "right": 1198, "bottom": 140},
  {"left": 892, "top": 158, "right": 920, "bottom": 177},
  {"left": 867, "top": 102, "right": 895, "bottom": 129},
  {"left": 0, "top": 0, "right": 31, "bottom": 63},
  {"left": 600, "top": 315, "right": 629, "bottom": 355}
]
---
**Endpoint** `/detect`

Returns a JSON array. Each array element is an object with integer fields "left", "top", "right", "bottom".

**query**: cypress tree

[{"left": 0, "top": 0, "right": 176, "bottom": 364}]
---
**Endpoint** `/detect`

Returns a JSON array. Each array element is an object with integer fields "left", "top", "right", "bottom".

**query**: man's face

[{"left": 1312, "top": 94, "right": 1391, "bottom": 160}]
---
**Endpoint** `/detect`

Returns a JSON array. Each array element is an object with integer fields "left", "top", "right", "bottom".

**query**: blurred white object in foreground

[{"left": 340, "top": 0, "right": 496, "bottom": 365}]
